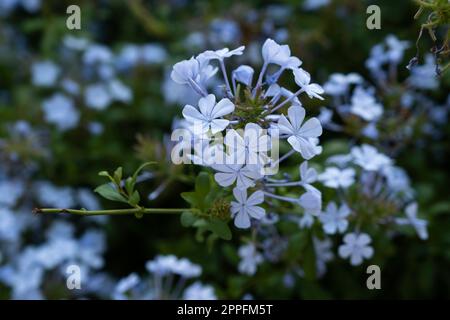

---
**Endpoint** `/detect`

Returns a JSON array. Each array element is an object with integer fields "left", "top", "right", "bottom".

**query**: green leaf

[
  {"left": 132, "top": 161, "right": 157, "bottom": 184},
  {"left": 98, "top": 171, "right": 110, "bottom": 177},
  {"left": 196, "top": 172, "right": 210, "bottom": 195},
  {"left": 98, "top": 171, "right": 115, "bottom": 184},
  {"left": 207, "top": 218, "right": 232, "bottom": 240},
  {"left": 180, "top": 211, "right": 197, "bottom": 227},
  {"left": 181, "top": 192, "right": 200, "bottom": 207},
  {"left": 113, "top": 167, "right": 123, "bottom": 185},
  {"left": 94, "top": 184, "right": 128, "bottom": 203},
  {"left": 125, "top": 177, "right": 134, "bottom": 195},
  {"left": 128, "top": 190, "right": 140, "bottom": 207}
]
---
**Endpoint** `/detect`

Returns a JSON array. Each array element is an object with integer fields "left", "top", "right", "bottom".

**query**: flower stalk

[{"left": 33, "top": 207, "right": 197, "bottom": 216}]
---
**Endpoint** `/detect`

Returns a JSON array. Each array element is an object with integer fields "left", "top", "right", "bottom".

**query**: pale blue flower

[
  {"left": 303, "top": 0, "right": 330, "bottom": 11},
  {"left": 42, "top": 93, "right": 79, "bottom": 131},
  {"left": 320, "top": 202, "right": 350, "bottom": 234},
  {"left": 84, "top": 83, "right": 112, "bottom": 110},
  {"left": 278, "top": 105, "right": 323, "bottom": 159},
  {"left": 238, "top": 243, "right": 263, "bottom": 275},
  {"left": 351, "top": 144, "right": 392, "bottom": 172},
  {"left": 338, "top": 233, "right": 374, "bottom": 266},
  {"left": 83, "top": 44, "right": 113, "bottom": 65},
  {"left": 209, "top": 19, "right": 241, "bottom": 45},
  {"left": 323, "top": 73, "right": 362, "bottom": 96},
  {"left": 396, "top": 203, "right": 428, "bottom": 240},
  {"left": 349, "top": 87, "right": 383, "bottom": 121},
  {"left": 293, "top": 68, "right": 324, "bottom": 100},
  {"left": 183, "top": 282, "right": 217, "bottom": 300},
  {"left": 108, "top": 79, "right": 132, "bottom": 103},
  {"left": 319, "top": 167, "right": 355, "bottom": 189},
  {"left": 232, "top": 65, "right": 254, "bottom": 87},
  {"left": 231, "top": 188, "right": 265, "bottom": 229},
  {"left": 113, "top": 273, "right": 140, "bottom": 300},
  {"left": 407, "top": 54, "right": 439, "bottom": 90},
  {"left": 32, "top": 61, "right": 60, "bottom": 87}
]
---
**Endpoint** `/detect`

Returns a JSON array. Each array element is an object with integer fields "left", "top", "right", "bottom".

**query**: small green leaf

[
  {"left": 193, "top": 219, "right": 208, "bottom": 228},
  {"left": 181, "top": 192, "right": 199, "bottom": 207},
  {"left": 94, "top": 184, "right": 128, "bottom": 203},
  {"left": 98, "top": 171, "right": 110, "bottom": 177},
  {"left": 128, "top": 190, "right": 140, "bottom": 207},
  {"left": 196, "top": 172, "right": 210, "bottom": 195},
  {"left": 181, "top": 211, "right": 197, "bottom": 227},
  {"left": 113, "top": 167, "right": 123, "bottom": 185},
  {"left": 132, "top": 161, "right": 157, "bottom": 184},
  {"left": 125, "top": 177, "right": 134, "bottom": 195},
  {"left": 207, "top": 218, "right": 232, "bottom": 240}
]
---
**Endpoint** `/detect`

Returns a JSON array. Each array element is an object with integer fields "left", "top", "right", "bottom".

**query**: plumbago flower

[
  {"left": 338, "top": 233, "right": 374, "bottom": 266},
  {"left": 164, "top": 39, "right": 327, "bottom": 275},
  {"left": 35, "top": 38, "right": 327, "bottom": 280},
  {"left": 305, "top": 38, "right": 440, "bottom": 268},
  {"left": 168, "top": 38, "right": 325, "bottom": 237},
  {"left": 113, "top": 255, "right": 216, "bottom": 300},
  {"left": 35, "top": 36, "right": 438, "bottom": 284}
]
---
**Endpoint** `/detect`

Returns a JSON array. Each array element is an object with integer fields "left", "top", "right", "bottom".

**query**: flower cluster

[
  {"left": 113, "top": 255, "right": 216, "bottom": 300},
  {"left": 171, "top": 38, "right": 325, "bottom": 235}
]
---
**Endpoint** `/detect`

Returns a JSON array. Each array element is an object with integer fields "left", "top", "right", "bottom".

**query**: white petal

[
  {"left": 214, "top": 172, "right": 236, "bottom": 187},
  {"left": 323, "top": 223, "right": 337, "bottom": 234},
  {"left": 338, "top": 245, "right": 352, "bottom": 258},
  {"left": 236, "top": 173, "right": 254, "bottom": 189},
  {"left": 210, "top": 119, "right": 229, "bottom": 134},
  {"left": 288, "top": 136, "right": 316, "bottom": 159},
  {"left": 246, "top": 190, "right": 264, "bottom": 206},
  {"left": 262, "top": 38, "right": 280, "bottom": 63},
  {"left": 211, "top": 98, "right": 235, "bottom": 118},
  {"left": 234, "top": 211, "right": 251, "bottom": 229},
  {"left": 232, "top": 187, "right": 247, "bottom": 203},
  {"left": 343, "top": 233, "right": 357, "bottom": 244},
  {"left": 350, "top": 253, "right": 363, "bottom": 266},
  {"left": 287, "top": 105, "right": 306, "bottom": 130},
  {"left": 198, "top": 94, "right": 216, "bottom": 117},
  {"left": 299, "top": 118, "right": 322, "bottom": 137},
  {"left": 277, "top": 114, "right": 295, "bottom": 135},
  {"left": 247, "top": 205, "right": 265, "bottom": 219},
  {"left": 182, "top": 104, "right": 205, "bottom": 122},
  {"left": 224, "top": 129, "right": 245, "bottom": 149},
  {"left": 361, "top": 247, "right": 374, "bottom": 259},
  {"left": 357, "top": 233, "right": 372, "bottom": 246}
]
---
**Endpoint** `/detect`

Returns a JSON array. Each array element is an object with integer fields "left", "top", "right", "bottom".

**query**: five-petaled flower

[
  {"left": 395, "top": 202, "right": 428, "bottom": 240},
  {"left": 262, "top": 38, "right": 302, "bottom": 70},
  {"left": 230, "top": 188, "right": 265, "bottom": 229},
  {"left": 278, "top": 105, "right": 323, "bottom": 159},
  {"left": 212, "top": 163, "right": 262, "bottom": 190},
  {"left": 293, "top": 68, "right": 325, "bottom": 100},
  {"left": 319, "top": 202, "right": 351, "bottom": 234},
  {"left": 319, "top": 167, "right": 355, "bottom": 189},
  {"left": 351, "top": 144, "right": 392, "bottom": 172},
  {"left": 338, "top": 232, "right": 374, "bottom": 266},
  {"left": 182, "top": 94, "right": 235, "bottom": 135},
  {"left": 202, "top": 46, "right": 245, "bottom": 61}
]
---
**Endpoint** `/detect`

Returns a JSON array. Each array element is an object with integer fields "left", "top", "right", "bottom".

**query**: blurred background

[{"left": 0, "top": 0, "right": 449, "bottom": 299}]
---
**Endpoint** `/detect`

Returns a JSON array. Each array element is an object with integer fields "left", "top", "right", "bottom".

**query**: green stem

[{"left": 33, "top": 207, "right": 197, "bottom": 216}]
